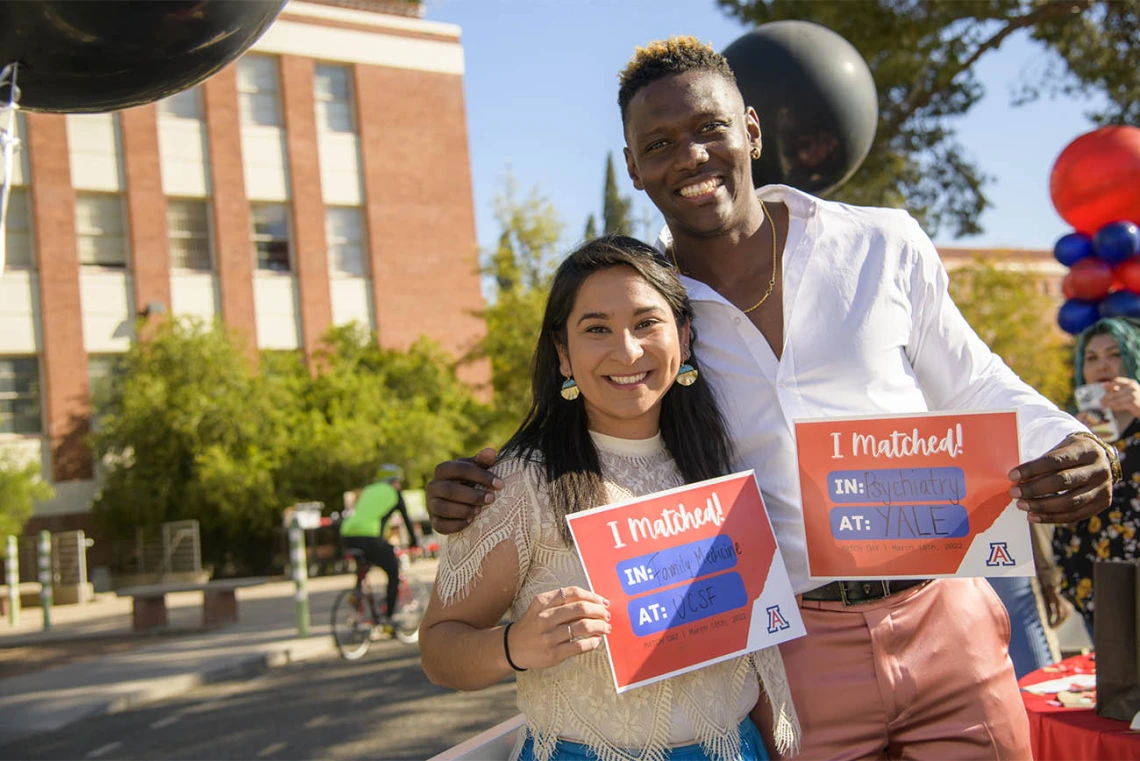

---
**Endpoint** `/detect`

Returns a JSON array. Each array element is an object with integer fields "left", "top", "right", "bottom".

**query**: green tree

[
  {"left": 92, "top": 317, "right": 488, "bottom": 573},
  {"left": 716, "top": 1, "right": 1139, "bottom": 237},
  {"left": 0, "top": 448, "right": 54, "bottom": 545},
  {"left": 603, "top": 152, "right": 633, "bottom": 236},
  {"left": 584, "top": 213, "right": 599, "bottom": 240},
  {"left": 466, "top": 177, "right": 564, "bottom": 443},
  {"left": 277, "top": 323, "right": 487, "bottom": 506},
  {"left": 90, "top": 317, "right": 288, "bottom": 573},
  {"left": 948, "top": 257, "right": 1073, "bottom": 407}
]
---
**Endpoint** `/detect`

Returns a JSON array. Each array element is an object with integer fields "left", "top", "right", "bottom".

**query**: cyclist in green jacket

[{"left": 340, "top": 464, "right": 418, "bottom": 621}]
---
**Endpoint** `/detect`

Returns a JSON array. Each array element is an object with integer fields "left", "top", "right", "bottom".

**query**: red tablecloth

[{"left": 1019, "top": 653, "right": 1140, "bottom": 760}]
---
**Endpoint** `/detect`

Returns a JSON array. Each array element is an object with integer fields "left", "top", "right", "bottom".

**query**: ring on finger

[{"left": 567, "top": 624, "right": 575, "bottom": 643}]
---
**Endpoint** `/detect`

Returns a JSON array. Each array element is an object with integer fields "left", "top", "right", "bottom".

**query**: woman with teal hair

[{"left": 1053, "top": 317, "right": 1140, "bottom": 631}]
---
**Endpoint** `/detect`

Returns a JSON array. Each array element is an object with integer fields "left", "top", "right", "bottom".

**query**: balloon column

[{"left": 1051, "top": 126, "right": 1140, "bottom": 335}]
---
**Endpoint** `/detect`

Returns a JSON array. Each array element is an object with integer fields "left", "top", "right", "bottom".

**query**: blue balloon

[
  {"left": 1058, "top": 299, "right": 1102, "bottom": 335},
  {"left": 1093, "top": 221, "right": 1140, "bottom": 264},
  {"left": 1099, "top": 289, "right": 1140, "bottom": 319},
  {"left": 1054, "top": 232, "right": 1094, "bottom": 267}
]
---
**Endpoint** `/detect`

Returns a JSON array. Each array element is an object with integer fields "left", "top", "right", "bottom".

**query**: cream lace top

[{"left": 435, "top": 432, "right": 801, "bottom": 761}]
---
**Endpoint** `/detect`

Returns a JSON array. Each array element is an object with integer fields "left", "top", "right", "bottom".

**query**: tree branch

[{"left": 881, "top": 0, "right": 1095, "bottom": 140}]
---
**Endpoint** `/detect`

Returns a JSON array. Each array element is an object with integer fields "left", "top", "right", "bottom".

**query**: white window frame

[
  {"left": 75, "top": 192, "right": 128, "bottom": 269},
  {"left": 237, "top": 55, "right": 283, "bottom": 128},
  {"left": 166, "top": 199, "right": 213, "bottom": 271},
  {"left": 0, "top": 356, "right": 43, "bottom": 435},
  {"left": 326, "top": 206, "right": 367, "bottom": 277},
  {"left": 251, "top": 202, "right": 292, "bottom": 273},
  {"left": 157, "top": 86, "right": 204, "bottom": 121},
  {"left": 314, "top": 63, "right": 356, "bottom": 133},
  {"left": 3, "top": 187, "right": 34, "bottom": 270}
]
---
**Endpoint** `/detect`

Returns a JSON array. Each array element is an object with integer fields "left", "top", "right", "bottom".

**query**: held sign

[
  {"left": 566, "top": 471, "right": 804, "bottom": 694},
  {"left": 795, "top": 410, "right": 1033, "bottom": 581}
]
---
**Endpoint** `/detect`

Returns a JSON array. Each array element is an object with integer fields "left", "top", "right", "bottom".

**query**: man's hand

[
  {"left": 426, "top": 448, "right": 503, "bottom": 535},
  {"left": 1009, "top": 433, "right": 1113, "bottom": 525},
  {"left": 1041, "top": 584, "right": 1073, "bottom": 628}
]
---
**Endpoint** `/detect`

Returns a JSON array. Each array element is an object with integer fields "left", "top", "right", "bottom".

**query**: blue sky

[{"left": 429, "top": 0, "right": 1105, "bottom": 256}]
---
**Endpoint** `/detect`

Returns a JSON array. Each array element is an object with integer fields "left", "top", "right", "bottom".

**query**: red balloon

[
  {"left": 1062, "top": 277, "right": 1076, "bottom": 300},
  {"left": 1118, "top": 258, "right": 1140, "bottom": 294},
  {"left": 1062, "top": 276, "right": 1077, "bottom": 300},
  {"left": 1064, "top": 258, "right": 1114, "bottom": 300},
  {"left": 1050, "top": 126, "right": 1140, "bottom": 234}
]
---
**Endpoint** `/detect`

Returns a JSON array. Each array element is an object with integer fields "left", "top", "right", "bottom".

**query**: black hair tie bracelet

[{"left": 503, "top": 622, "right": 527, "bottom": 672}]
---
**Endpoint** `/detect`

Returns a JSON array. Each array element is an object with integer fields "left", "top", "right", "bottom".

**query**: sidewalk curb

[
  {"left": 0, "top": 635, "right": 337, "bottom": 745},
  {"left": 105, "top": 635, "right": 338, "bottom": 715}
]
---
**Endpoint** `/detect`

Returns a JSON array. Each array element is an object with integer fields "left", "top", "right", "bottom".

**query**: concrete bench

[
  {"left": 115, "top": 577, "right": 272, "bottom": 631},
  {"left": 0, "top": 582, "right": 42, "bottom": 616}
]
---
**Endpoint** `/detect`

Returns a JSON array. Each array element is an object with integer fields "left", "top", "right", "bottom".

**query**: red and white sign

[
  {"left": 566, "top": 471, "right": 804, "bottom": 693},
  {"left": 795, "top": 410, "right": 1033, "bottom": 580}
]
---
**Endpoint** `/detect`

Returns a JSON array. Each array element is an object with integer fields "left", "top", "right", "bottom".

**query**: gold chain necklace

[{"left": 668, "top": 199, "right": 778, "bottom": 315}]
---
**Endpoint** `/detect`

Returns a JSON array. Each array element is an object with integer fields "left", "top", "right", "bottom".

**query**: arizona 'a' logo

[
  {"left": 986, "top": 541, "right": 1016, "bottom": 567},
  {"left": 766, "top": 605, "right": 790, "bottom": 633}
]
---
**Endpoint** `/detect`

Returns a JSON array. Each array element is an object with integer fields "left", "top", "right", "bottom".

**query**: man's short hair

[{"left": 617, "top": 36, "right": 738, "bottom": 126}]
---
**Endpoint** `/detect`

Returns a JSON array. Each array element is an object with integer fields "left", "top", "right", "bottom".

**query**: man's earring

[
  {"left": 750, "top": 145, "right": 761, "bottom": 160},
  {"left": 560, "top": 377, "right": 580, "bottom": 401},
  {"left": 675, "top": 363, "right": 698, "bottom": 387}
]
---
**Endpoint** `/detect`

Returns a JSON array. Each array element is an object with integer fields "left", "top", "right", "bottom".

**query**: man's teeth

[
  {"left": 610, "top": 373, "right": 647, "bottom": 384},
  {"left": 679, "top": 179, "right": 719, "bottom": 197}
]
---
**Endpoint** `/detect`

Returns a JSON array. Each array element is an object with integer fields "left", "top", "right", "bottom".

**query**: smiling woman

[{"left": 418, "top": 235, "right": 799, "bottom": 761}]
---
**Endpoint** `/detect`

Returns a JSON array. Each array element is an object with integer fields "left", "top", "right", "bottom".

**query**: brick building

[
  {"left": 0, "top": 0, "right": 485, "bottom": 540},
  {"left": 939, "top": 246, "right": 1066, "bottom": 306}
]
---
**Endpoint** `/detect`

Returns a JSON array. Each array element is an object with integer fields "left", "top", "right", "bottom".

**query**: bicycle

[{"left": 331, "top": 547, "right": 430, "bottom": 660}]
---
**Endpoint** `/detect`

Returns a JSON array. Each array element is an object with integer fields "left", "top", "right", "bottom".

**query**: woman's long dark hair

[{"left": 500, "top": 235, "right": 737, "bottom": 543}]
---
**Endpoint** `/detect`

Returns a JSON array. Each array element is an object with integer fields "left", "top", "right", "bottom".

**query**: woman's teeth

[{"left": 609, "top": 372, "right": 647, "bottom": 384}]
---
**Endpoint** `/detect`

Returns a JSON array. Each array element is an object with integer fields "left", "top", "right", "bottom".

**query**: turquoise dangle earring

[
  {"left": 675, "top": 363, "right": 698, "bottom": 386},
  {"left": 560, "top": 376, "right": 580, "bottom": 401}
]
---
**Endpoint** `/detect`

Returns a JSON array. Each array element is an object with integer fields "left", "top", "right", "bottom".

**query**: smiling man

[{"left": 427, "top": 37, "right": 1118, "bottom": 759}]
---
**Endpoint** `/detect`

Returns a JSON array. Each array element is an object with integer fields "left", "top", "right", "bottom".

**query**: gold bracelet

[{"left": 1067, "top": 431, "right": 1122, "bottom": 484}]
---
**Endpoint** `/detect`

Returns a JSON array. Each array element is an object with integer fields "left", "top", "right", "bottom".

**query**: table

[{"left": 1019, "top": 653, "right": 1140, "bottom": 760}]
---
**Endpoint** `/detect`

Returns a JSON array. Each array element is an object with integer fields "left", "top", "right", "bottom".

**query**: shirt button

[
  {"left": 733, "top": 317, "right": 742, "bottom": 326},
  {"left": 778, "top": 380, "right": 788, "bottom": 388}
]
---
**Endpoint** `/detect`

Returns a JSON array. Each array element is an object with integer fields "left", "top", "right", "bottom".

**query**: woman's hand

[
  {"left": 507, "top": 586, "right": 611, "bottom": 670},
  {"left": 1101, "top": 377, "right": 1140, "bottom": 417},
  {"left": 1041, "top": 584, "right": 1073, "bottom": 628}
]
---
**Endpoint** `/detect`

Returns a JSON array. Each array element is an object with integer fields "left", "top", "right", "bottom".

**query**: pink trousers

[{"left": 778, "top": 578, "right": 1032, "bottom": 760}]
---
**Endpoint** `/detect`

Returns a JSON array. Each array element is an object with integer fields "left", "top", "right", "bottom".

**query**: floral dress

[{"left": 1053, "top": 419, "right": 1140, "bottom": 630}]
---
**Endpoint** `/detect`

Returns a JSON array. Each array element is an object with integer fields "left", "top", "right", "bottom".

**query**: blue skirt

[{"left": 514, "top": 716, "right": 768, "bottom": 761}]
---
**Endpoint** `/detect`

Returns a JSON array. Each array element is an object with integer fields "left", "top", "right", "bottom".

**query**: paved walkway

[{"left": 0, "top": 561, "right": 439, "bottom": 745}]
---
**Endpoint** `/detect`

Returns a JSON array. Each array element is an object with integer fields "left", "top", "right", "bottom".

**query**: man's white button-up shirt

[{"left": 659, "top": 185, "right": 1082, "bottom": 594}]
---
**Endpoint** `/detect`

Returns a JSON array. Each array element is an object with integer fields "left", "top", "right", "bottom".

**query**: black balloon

[
  {"left": 0, "top": 1, "right": 286, "bottom": 113},
  {"left": 722, "top": 21, "right": 878, "bottom": 195}
]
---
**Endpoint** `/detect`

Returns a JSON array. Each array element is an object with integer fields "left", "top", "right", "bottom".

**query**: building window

[
  {"left": 158, "top": 87, "right": 203, "bottom": 121},
  {"left": 75, "top": 193, "right": 127, "bottom": 268},
  {"left": 87, "top": 354, "right": 125, "bottom": 406},
  {"left": 3, "top": 187, "right": 33, "bottom": 269},
  {"left": 326, "top": 207, "right": 366, "bottom": 276},
  {"left": 251, "top": 203, "right": 291, "bottom": 272},
  {"left": 0, "top": 357, "right": 42, "bottom": 435},
  {"left": 237, "top": 55, "right": 282, "bottom": 127},
  {"left": 314, "top": 64, "right": 355, "bottom": 133},
  {"left": 166, "top": 199, "right": 212, "bottom": 270}
]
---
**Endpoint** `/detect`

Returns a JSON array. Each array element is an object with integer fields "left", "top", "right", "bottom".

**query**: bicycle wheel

[
  {"left": 392, "top": 577, "right": 430, "bottom": 645},
  {"left": 331, "top": 588, "right": 374, "bottom": 660}
]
